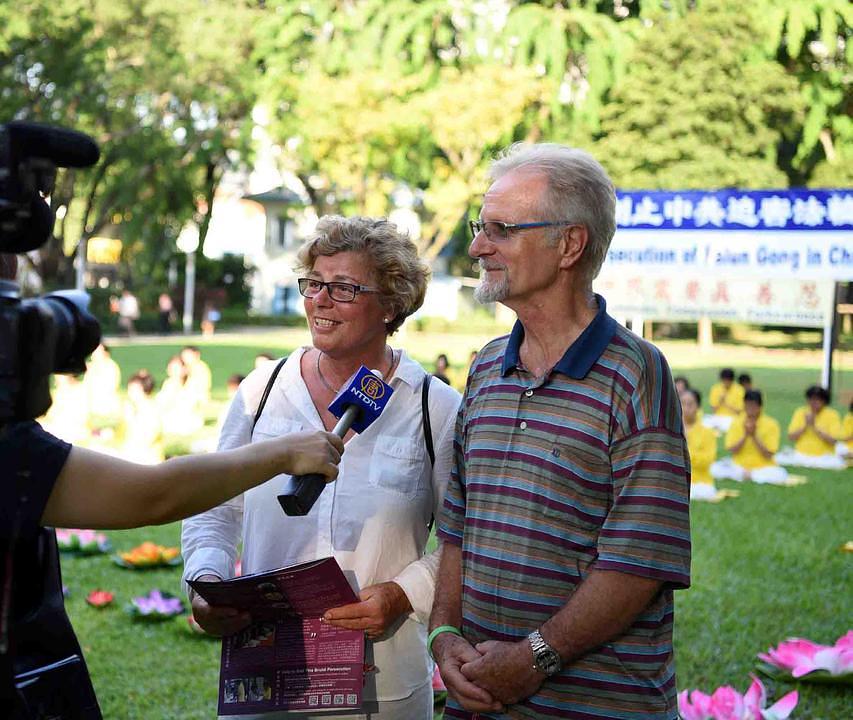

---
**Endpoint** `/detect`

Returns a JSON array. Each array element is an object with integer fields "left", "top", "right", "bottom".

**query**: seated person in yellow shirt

[
  {"left": 181, "top": 345, "right": 212, "bottom": 407},
  {"left": 119, "top": 370, "right": 164, "bottom": 465},
  {"left": 711, "top": 390, "right": 788, "bottom": 484},
  {"left": 83, "top": 343, "right": 122, "bottom": 423},
  {"left": 703, "top": 367, "right": 745, "bottom": 433},
  {"left": 680, "top": 388, "right": 719, "bottom": 500},
  {"left": 777, "top": 385, "right": 845, "bottom": 469},
  {"left": 41, "top": 374, "right": 92, "bottom": 446}
]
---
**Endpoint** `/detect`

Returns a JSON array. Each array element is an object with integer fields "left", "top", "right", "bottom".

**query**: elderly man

[{"left": 429, "top": 143, "right": 691, "bottom": 719}]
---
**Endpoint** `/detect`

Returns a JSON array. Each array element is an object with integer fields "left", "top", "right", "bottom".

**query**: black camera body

[
  {"left": 0, "top": 122, "right": 103, "bottom": 421},
  {"left": 0, "top": 281, "right": 101, "bottom": 421}
]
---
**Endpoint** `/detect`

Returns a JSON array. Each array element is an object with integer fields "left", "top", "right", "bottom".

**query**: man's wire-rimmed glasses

[
  {"left": 297, "top": 278, "right": 380, "bottom": 303},
  {"left": 468, "top": 219, "right": 579, "bottom": 241}
]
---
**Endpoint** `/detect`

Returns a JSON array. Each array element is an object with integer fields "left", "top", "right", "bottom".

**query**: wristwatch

[{"left": 528, "top": 629, "right": 562, "bottom": 676}]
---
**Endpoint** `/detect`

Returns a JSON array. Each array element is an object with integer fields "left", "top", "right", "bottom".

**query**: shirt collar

[
  {"left": 389, "top": 349, "right": 423, "bottom": 388},
  {"left": 286, "top": 346, "right": 422, "bottom": 390},
  {"left": 502, "top": 294, "right": 617, "bottom": 380}
]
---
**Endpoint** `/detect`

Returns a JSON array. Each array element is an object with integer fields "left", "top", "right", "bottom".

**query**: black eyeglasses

[
  {"left": 468, "top": 220, "right": 578, "bottom": 241},
  {"left": 297, "top": 277, "right": 380, "bottom": 303}
]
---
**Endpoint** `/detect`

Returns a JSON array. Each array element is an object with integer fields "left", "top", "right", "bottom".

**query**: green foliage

[
  {"left": 598, "top": 0, "right": 805, "bottom": 188},
  {"left": 2, "top": 0, "right": 261, "bottom": 286},
  {"left": 193, "top": 254, "right": 254, "bottom": 311},
  {"left": 762, "top": 0, "right": 853, "bottom": 183},
  {"left": 4, "top": 0, "right": 850, "bottom": 283},
  {"left": 254, "top": 0, "right": 634, "bottom": 259}
]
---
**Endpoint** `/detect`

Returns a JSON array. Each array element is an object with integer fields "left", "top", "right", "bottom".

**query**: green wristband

[{"left": 427, "top": 625, "right": 462, "bottom": 659}]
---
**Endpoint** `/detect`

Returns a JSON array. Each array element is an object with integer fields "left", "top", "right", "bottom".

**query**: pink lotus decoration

[
  {"left": 56, "top": 528, "right": 110, "bottom": 555},
  {"left": 758, "top": 631, "right": 853, "bottom": 683},
  {"left": 678, "top": 676, "right": 797, "bottom": 720}
]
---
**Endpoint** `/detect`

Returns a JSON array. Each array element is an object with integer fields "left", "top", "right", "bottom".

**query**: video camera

[{"left": 0, "top": 122, "right": 103, "bottom": 422}]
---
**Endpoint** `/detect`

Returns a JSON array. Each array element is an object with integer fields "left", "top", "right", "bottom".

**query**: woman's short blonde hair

[{"left": 295, "top": 215, "right": 430, "bottom": 335}]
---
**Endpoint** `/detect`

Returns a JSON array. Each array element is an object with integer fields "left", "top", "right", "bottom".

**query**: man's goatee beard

[{"left": 474, "top": 276, "right": 509, "bottom": 304}]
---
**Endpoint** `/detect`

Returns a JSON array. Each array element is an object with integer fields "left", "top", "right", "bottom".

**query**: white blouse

[{"left": 181, "top": 347, "right": 460, "bottom": 701}]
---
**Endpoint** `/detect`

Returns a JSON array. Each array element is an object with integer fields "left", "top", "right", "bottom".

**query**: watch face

[
  {"left": 530, "top": 630, "right": 562, "bottom": 675},
  {"left": 536, "top": 649, "right": 561, "bottom": 675}
]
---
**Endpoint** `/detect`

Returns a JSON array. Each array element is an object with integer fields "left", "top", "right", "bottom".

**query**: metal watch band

[{"left": 528, "top": 629, "right": 562, "bottom": 676}]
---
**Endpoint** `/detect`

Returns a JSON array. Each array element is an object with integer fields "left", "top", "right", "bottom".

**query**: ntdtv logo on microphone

[
  {"left": 360, "top": 374, "right": 385, "bottom": 400},
  {"left": 329, "top": 366, "right": 393, "bottom": 433}
]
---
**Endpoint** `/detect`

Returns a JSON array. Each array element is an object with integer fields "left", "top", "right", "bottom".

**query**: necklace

[
  {"left": 315, "top": 347, "right": 396, "bottom": 394},
  {"left": 315, "top": 351, "right": 339, "bottom": 393}
]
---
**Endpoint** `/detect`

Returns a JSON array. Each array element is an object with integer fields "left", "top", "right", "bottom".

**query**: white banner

[
  {"left": 604, "top": 230, "right": 853, "bottom": 280},
  {"left": 594, "top": 274, "right": 835, "bottom": 328}
]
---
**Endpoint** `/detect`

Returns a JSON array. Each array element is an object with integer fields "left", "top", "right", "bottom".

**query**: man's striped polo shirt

[{"left": 438, "top": 295, "right": 691, "bottom": 720}]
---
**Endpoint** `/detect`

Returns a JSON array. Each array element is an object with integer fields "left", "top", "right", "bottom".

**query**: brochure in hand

[{"left": 188, "top": 557, "right": 364, "bottom": 715}]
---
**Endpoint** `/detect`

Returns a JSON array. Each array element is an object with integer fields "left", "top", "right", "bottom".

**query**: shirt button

[
  {"left": 520, "top": 421, "right": 528, "bottom": 430},
  {"left": 524, "top": 389, "right": 534, "bottom": 397}
]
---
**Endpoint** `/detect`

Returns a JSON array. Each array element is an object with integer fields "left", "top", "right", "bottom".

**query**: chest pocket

[
  {"left": 535, "top": 432, "right": 612, "bottom": 532},
  {"left": 368, "top": 436, "right": 426, "bottom": 500}
]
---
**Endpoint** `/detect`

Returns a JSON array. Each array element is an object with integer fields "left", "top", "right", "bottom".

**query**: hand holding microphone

[{"left": 277, "top": 365, "right": 393, "bottom": 515}]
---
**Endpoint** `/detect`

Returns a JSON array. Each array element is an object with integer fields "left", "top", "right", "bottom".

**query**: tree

[
  {"left": 758, "top": 0, "right": 853, "bottom": 185},
  {"left": 1, "top": 0, "right": 260, "bottom": 288},
  {"left": 413, "top": 65, "right": 550, "bottom": 261},
  {"left": 256, "top": 0, "right": 630, "bottom": 261},
  {"left": 597, "top": 0, "right": 805, "bottom": 189}
]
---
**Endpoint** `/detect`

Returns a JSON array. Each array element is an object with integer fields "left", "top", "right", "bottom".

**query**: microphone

[
  {"left": 5, "top": 122, "right": 100, "bottom": 168},
  {"left": 278, "top": 365, "right": 393, "bottom": 516},
  {"left": 0, "top": 195, "right": 55, "bottom": 253},
  {"left": 0, "top": 122, "right": 100, "bottom": 252}
]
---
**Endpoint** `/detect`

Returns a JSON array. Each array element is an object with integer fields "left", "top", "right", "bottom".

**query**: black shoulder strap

[
  {"left": 422, "top": 373, "right": 434, "bottom": 467},
  {"left": 422, "top": 373, "right": 437, "bottom": 533},
  {"left": 252, "top": 356, "right": 287, "bottom": 434}
]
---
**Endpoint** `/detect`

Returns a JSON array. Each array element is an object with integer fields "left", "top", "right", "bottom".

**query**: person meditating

[
  {"left": 776, "top": 385, "right": 845, "bottom": 469},
  {"left": 703, "top": 367, "right": 744, "bottom": 432},
  {"left": 711, "top": 390, "right": 788, "bottom": 484},
  {"left": 680, "top": 388, "right": 719, "bottom": 501}
]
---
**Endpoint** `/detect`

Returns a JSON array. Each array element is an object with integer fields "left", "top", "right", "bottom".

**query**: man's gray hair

[{"left": 489, "top": 143, "right": 616, "bottom": 287}]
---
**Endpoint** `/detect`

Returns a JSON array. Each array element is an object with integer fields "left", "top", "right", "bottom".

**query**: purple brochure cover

[{"left": 189, "top": 557, "right": 364, "bottom": 715}]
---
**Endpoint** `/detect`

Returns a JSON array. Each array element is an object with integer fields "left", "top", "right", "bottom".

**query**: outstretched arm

[{"left": 41, "top": 430, "right": 343, "bottom": 529}]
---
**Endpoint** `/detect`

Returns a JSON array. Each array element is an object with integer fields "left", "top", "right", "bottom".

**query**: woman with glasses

[{"left": 182, "top": 216, "right": 461, "bottom": 720}]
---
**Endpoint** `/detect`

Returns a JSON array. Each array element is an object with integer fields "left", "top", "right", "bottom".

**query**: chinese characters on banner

[
  {"left": 600, "top": 190, "right": 851, "bottom": 326},
  {"left": 606, "top": 190, "right": 853, "bottom": 282},
  {"left": 614, "top": 190, "right": 852, "bottom": 231},
  {"left": 593, "top": 275, "right": 835, "bottom": 328}
]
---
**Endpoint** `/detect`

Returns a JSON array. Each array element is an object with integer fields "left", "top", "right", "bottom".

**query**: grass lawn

[{"left": 59, "top": 330, "right": 851, "bottom": 718}]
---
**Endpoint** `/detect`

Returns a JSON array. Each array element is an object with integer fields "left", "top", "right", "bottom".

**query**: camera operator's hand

[
  {"left": 276, "top": 430, "right": 344, "bottom": 479},
  {"left": 190, "top": 574, "right": 252, "bottom": 637}
]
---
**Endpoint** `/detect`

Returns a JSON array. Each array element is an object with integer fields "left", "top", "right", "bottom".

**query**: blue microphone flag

[{"left": 328, "top": 365, "right": 393, "bottom": 433}]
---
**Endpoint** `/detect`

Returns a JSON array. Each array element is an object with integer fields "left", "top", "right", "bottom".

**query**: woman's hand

[
  {"left": 276, "top": 430, "right": 344, "bottom": 479},
  {"left": 323, "top": 582, "right": 411, "bottom": 639},
  {"left": 190, "top": 574, "right": 253, "bottom": 637}
]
